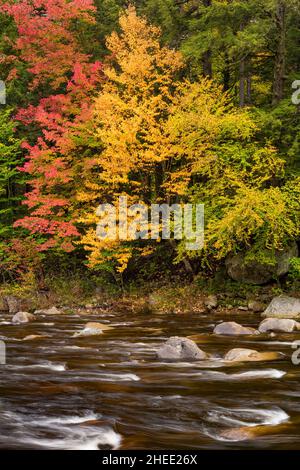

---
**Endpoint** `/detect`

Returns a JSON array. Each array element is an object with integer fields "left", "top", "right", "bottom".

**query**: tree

[
  {"left": 76, "top": 6, "right": 285, "bottom": 275},
  {"left": 1, "top": 0, "right": 97, "bottom": 91},
  {"left": 1, "top": 0, "right": 103, "bottom": 252},
  {"left": 77, "top": 5, "right": 183, "bottom": 272}
]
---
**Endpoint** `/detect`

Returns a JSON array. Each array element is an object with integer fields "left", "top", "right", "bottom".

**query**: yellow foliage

[{"left": 74, "top": 6, "right": 293, "bottom": 274}]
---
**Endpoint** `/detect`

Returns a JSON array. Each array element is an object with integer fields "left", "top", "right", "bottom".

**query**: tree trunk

[
  {"left": 246, "top": 74, "right": 252, "bottom": 104},
  {"left": 202, "top": 50, "right": 212, "bottom": 78},
  {"left": 272, "top": 0, "right": 286, "bottom": 105},
  {"left": 239, "top": 58, "right": 245, "bottom": 107},
  {"left": 202, "top": 0, "right": 212, "bottom": 78},
  {"left": 223, "top": 53, "right": 230, "bottom": 91},
  {"left": 169, "top": 239, "right": 194, "bottom": 277}
]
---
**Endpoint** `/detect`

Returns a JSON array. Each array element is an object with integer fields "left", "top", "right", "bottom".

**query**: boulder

[
  {"left": 12, "top": 312, "right": 36, "bottom": 324},
  {"left": 213, "top": 321, "right": 258, "bottom": 336},
  {"left": 258, "top": 317, "right": 300, "bottom": 333},
  {"left": 224, "top": 348, "right": 283, "bottom": 362},
  {"left": 248, "top": 300, "right": 265, "bottom": 313},
  {"left": 34, "top": 306, "right": 61, "bottom": 315},
  {"left": 4, "top": 295, "right": 24, "bottom": 314},
  {"left": 156, "top": 336, "right": 207, "bottom": 361},
  {"left": 204, "top": 295, "right": 218, "bottom": 310},
  {"left": 261, "top": 295, "right": 300, "bottom": 319},
  {"left": 225, "top": 243, "right": 298, "bottom": 285},
  {"left": 0, "top": 297, "right": 8, "bottom": 312},
  {"left": 73, "top": 322, "right": 112, "bottom": 337}
]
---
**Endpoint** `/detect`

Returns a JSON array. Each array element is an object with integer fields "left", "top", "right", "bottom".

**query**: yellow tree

[
  {"left": 76, "top": 5, "right": 286, "bottom": 276},
  {"left": 76, "top": 5, "right": 183, "bottom": 273}
]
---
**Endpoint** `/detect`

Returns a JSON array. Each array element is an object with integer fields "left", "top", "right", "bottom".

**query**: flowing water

[{"left": 0, "top": 307, "right": 300, "bottom": 450}]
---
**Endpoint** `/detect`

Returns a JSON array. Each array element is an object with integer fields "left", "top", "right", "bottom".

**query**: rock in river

[
  {"left": 261, "top": 295, "right": 300, "bottom": 319},
  {"left": 156, "top": 336, "right": 207, "bottom": 361},
  {"left": 73, "top": 322, "right": 113, "bottom": 337},
  {"left": 224, "top": 348, "right": 283, "bottom": 362},
  {"left": 213, "top": 321, "right": 258, "bottom": 336},
  {"left": 258, "top": 318, "right": 300, "bottom": 333},
  {"left": 12, "top": 312, "right": 36, "bottom": 324}
]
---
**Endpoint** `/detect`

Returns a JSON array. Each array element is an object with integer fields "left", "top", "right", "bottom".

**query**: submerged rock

[
  {"left": 219, "top": 425, "right": 276, "bottom": 441},
  {"left": 34, "top": 306, "right": 61, "bottom": 315},
  {"left": 73, "top": 322, "right": 113, "bottom": 337},
  {"left": 12, "top": 311, "right": 36, "bottom": 324},
  {"left": 261, "top": 296, "right": 300, "bottom": 319},
  {"left": 258, "top": 317, "right": 300, "bottom": 333},
  {"left": 156, "top": 336, "right": 207, "bottom": 361},
  {"left": 224, "top": 348, "right": 283, "bottom": 362},
  {"left": 23, "top": 334, "right": 48, "bottom": 341},
  {"left": 213, "top": 321, "right": 258, "bottom": 336},
  {"left": 225, "top": 243, "right": 298, "bottom": 284},
  {"left": 219, "top": 427, "right": 257, "bottom": 441}
]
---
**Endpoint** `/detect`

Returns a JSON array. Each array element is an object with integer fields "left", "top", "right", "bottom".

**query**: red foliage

[
  {"left": 1, "top": 0, "right": 96, "bottom": 89},
  {"left": 14, "top": 62, "right": 103, "bottom": 250},
  {"left": 1, "top": 0, "right": 103, "bottom": 251}
]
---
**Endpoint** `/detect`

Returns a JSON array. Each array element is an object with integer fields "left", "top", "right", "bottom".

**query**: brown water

[{"left": 0, "top": 308, "right": 300, "bottom": 450}]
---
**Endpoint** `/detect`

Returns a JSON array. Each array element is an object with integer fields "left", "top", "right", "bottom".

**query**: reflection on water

[{"left": 0, "top": 308, "right": 300, "bottom": 450}]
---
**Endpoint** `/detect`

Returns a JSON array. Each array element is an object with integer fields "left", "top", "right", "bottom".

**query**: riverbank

[{"left": 1, "top": 272, "right": 299, "bottom": 318}]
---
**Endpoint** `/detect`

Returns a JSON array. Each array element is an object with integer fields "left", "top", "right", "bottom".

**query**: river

[{"left": 0, "top": 307, "right": 300, "bottom": 449}]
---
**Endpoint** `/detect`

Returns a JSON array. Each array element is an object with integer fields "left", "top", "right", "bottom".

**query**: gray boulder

[
  {"left": 225, "top": 243, "right": 298, "bottom": 285},
  {"left": 4, "top": 296, "right": 24, "bottom": 314},
  {"left": 261, "top": 295, "right": 300, "bottom": 319},
  {"left": 213, "top": 321, "right": 258, "bottom": 336},
  {"left": 12, "top": 312, "right": 36, "bottom": 324},
  {"left": 156, "top": 336, "right": 207, "bottom": 361},
  {"left": 259, "top": 317, "right": 300, "bottom": 333}
]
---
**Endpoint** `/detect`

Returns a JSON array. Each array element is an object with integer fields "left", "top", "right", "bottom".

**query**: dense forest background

[{"left": 0, "top": 0, "right": 300, "bottom": 296}]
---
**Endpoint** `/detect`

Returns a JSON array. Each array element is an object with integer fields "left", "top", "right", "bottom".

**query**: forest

[
  {"left": 2, "top": 0, "right": 300, "bottom": 454},
  {"left": 0, "top": 0, "right": 300, "bottom": 298}
]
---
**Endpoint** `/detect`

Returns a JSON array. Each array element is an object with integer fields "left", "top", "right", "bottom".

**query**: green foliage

[
  {"left": 289, "top": 257, "right": 300, "bottom": 281},
  {"left": 0, "top": 109, "right": 23, "bottom": 236}
]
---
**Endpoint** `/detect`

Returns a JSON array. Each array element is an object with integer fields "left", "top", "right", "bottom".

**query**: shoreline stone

[
  {"left": 261, "top": 296, "right": 300, "bottom": 319},
  {"left": 34, "top": 306, "right": 61, "bottom": 315},
  {"left": 225, "top": 243, "right": 298, "bottom": 285}
]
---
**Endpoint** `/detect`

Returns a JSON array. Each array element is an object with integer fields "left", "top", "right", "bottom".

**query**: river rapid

[{"left": 0, "top": 307, "right": 300, "bottom": 450}]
